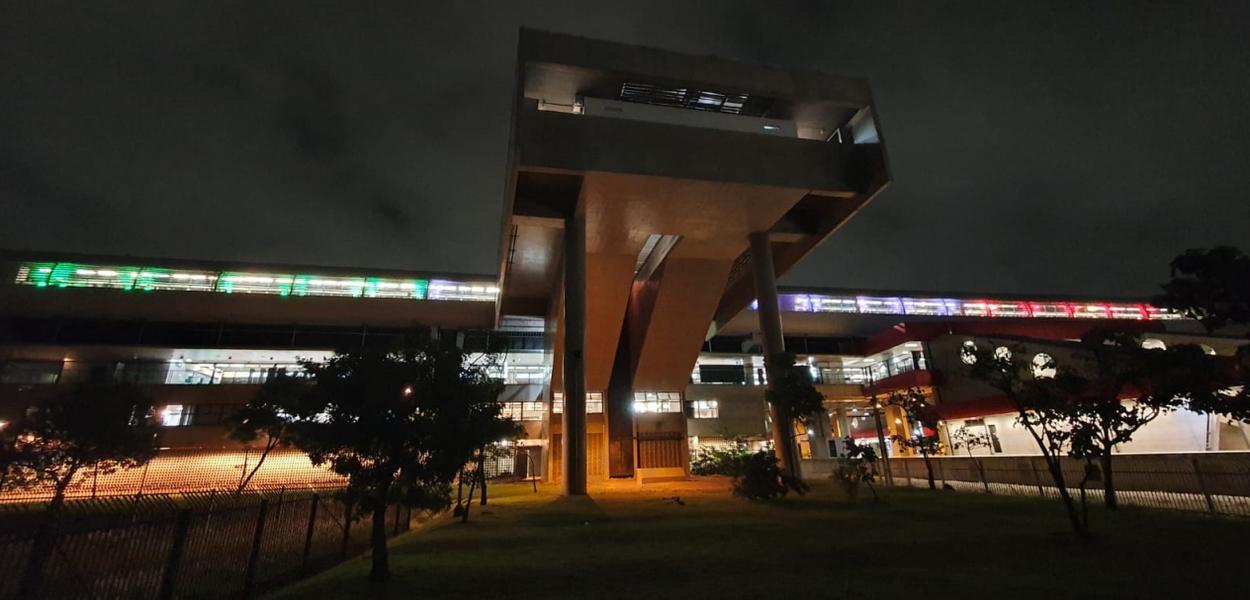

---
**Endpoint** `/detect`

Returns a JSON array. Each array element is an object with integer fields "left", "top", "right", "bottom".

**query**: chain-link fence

[
  {"left": 888, "top": 453, "right": 1250, "bottom": 517},
  {"left": 0, "top": 490, "right": 412, "bottom": 599},
  {"left": 0, "top": 448, "right": 346, "bottom": 504}
]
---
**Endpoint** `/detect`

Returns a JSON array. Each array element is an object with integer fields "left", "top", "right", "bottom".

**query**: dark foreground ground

[{"left": 268, "top": 478, "right": 1249, "bottom": 599}]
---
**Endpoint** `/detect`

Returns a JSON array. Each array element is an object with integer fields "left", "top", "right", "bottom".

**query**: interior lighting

[{"left": 13, "top": 261, "right": 494, "bottom": 303}]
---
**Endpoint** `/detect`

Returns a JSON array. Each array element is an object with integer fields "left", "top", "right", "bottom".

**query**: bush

[
  {"left": 729, "top": 451, "right": 809, "bottom": 501},
  {"left": 691, "top": 443, "right": 753, "bottom": 476},
  {"left": 833, "top": 437, "right": 879, "bottom": 502}
]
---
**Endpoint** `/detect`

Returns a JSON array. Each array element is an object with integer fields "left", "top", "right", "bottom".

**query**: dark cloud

[{"left": 1, "top": 1, "right": 1248, "bottom": 296}]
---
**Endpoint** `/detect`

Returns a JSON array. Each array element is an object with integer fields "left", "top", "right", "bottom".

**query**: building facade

[
  {"left": 2, "top": 31, "right": 1243, "bottom": 499},
  {"left": 3, "top": 252, "right": 1242, "bottom": 499}
]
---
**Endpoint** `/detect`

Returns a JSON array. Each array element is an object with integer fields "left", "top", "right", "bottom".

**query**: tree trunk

[
  {"left": 1100, "top": 452, "right": 1117, "bottom": 510},
  {"left": 971, "top": 454, "right": 990, "bottom": 493},
  {"left": 478, "top": 448, "right": 488, "bottom": 506},
  {"left": 236, "top": 439, "right": 278, "bottom": 495},
  {"left": 461, "top": 473, "right": 477, "bottom": 523},
  {"left": 1043, "top": 457, "right": 1087, "bottom": 537},
  {"left": 1078, "top": 466, "right": 1091, "bottom": 531},
  {"left": 369, "top": 504, "right": 389, "bottom": 583},
  {"left": 921, "top": 452, "right": 936, "bottom": 489},
  {"left": 455, "top": 467, "right": 464, "bottom": 506}
]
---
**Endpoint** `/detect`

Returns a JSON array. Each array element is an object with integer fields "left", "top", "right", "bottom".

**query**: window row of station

[{"left": 500, "top": 392, "right": 716, "bottom": 421}]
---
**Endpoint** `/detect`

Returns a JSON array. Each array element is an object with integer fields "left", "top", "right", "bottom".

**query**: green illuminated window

[{"left": 11, "top": 261, "right": 495, "bottom": 303}]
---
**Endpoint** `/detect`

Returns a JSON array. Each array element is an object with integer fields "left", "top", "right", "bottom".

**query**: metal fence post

[
  {"left": 1191, "top": 458, "right": 1218, "bottom": 515},
  {"left": 242, "top": 499, "right": 269, "bottom": 599},
  {"left": 902, "top": 459, "right": 911, "bottom": 487},
  {"left": 301, "top": 494, "right": 320, "bottom": 573},
  {"left": 158, "top": 509, "right": 193, "bottom": 600},
  {"left": 339, "top": 500, "right": 353, "bottom": 560}
]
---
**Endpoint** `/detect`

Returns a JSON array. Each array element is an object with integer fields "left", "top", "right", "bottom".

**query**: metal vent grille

[{"left": 619, "top": 82, "right": 774, "bottom": 117}]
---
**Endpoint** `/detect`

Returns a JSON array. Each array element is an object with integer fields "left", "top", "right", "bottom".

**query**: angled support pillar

[
  {"left": 562, "top": 214, "right": 588, "bottom": 496},
  {"left": 749, "top": 231, "right": 801, "bottom": 481}
]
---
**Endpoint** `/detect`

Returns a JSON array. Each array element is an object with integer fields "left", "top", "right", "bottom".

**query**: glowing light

[
  {"left": 13, "top": 261, "right": 491, "bottom": 303},
  {"left": 767, "top": 293, "right": 1181, "bottom": 321}
]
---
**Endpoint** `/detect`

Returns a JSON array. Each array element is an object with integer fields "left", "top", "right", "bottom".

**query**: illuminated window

[
  {"left": 692, "top": 400, "right": 719, "bottom": 419},
  {"left": 551, "top": 392, "right": 603, "bottom": 413},
  {"left": 504, "top": 364, "right": 550, "bottom": 384},
  {"left": 960, "top": 341, "right": 979, "bottom": 365},
  {"left": 160, "top": 405, "right": 191, "bottom": 427},
  {"left": 1031, "top": 353, "right": 1056, "bottom": 379},
  {"left": 13, "top": 261, "right": 495, "bottom": 303},
  {"left": 501, "top": 401, "right": 546, "bottom": 422},
  {"left": 633, "top": 391, "right": 682, "bottom": 413},
  {"left": 765, "top": 293, "right": 1182, "bottom": 321},
  {"left": 856, "top": 296, "right": 904, "bottom": 315},
  {"left": 1141, "top": 338, "right": 1167, "bottom": 351}
]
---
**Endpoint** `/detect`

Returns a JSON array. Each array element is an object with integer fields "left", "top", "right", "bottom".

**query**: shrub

[
  {"left": 730, "top": 451, "right": 809, "bottom": 501},
  {"left": 833, "top": 437, "right": 879, "bottom": 502},
  {"left": 690, "top": 442, "right": 752, "bottom": 476}
]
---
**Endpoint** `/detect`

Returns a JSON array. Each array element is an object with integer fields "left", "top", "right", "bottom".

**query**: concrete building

[
  {"left": 500, "top": 29, "right": 889, "bottom": 491},
  {"left": 4, "top": 249, "right": 1241, "bottom": 499},
  {"left": 1, "top": 31, "right": 1243, "bottom": 500}
]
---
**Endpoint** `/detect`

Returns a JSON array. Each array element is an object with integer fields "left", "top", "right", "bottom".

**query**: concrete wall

[
  {"left": 518, "top": 105, "right": 855, "bottom": 194},
  {"left": 685, "top": 384, "right": 769, "bottom": 440},
  {"left": 944, "top": 409, "right": 1214, "bottom": 457}
]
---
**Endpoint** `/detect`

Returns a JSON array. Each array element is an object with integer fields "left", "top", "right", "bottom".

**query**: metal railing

[
  {"left": 887, "top": 453, "right": 1250, "bottom": 517},
  {"left": 0, "top": 490, "right": 413, "bottom": 599}
]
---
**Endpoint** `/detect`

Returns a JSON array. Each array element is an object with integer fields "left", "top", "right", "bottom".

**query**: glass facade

[
  {"left": 633, "top": 391, "right": 682, "bottom": 413},
  {"left": 775, "top": 293, "right": 1180, "bottom": 321},
  {"left": 552, "top": 392, "right": 603, "bottom": 414},
  {"left": 13, "top": 261, "right": 496, "bottom": 302},
  {"left": 691, "top": 400, "right": 718, "bottom": 419},
  {"left": 501, "top": 401, "right": 546, "bottom": 422}
]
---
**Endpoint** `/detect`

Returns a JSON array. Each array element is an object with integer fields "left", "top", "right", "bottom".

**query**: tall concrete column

[
  {"left": 562, "top": 215, "right": 588, "bottom": 495},
  {"left": 808, "top": 411, "right": 832, "bottom": 460},
  {"left": 749, "top": 231, "right": 801, "bottom": 480}
]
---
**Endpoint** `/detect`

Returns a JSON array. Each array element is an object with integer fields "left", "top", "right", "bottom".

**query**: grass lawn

[{"left": 268, "top": 478, "right": 1249, "bottom": 599}]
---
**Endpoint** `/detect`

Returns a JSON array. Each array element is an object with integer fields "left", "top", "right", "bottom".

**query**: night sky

[{"left": 3, "top": 2, "right": 1248, "bottom": 298}]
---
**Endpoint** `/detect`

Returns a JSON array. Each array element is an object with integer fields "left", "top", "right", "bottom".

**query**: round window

[{"left": 1031, "top": 353, "right": 1056, "bottom": 379}]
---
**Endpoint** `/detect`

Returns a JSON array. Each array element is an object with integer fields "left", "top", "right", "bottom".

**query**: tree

[
  {"left": 729, "top": 451, "right": 797, "bottom": 501},
  {"left": 962, "top": 341, "right": 1090, "bottom": 536},
  {"left": 949, "top": 425, "right": 993, "bottom": 493},
  {"left": 1059, "top": 330, "right": 1223, "bottom": 509},
  {"left": 1155, "top": 246, "right": 1250, "bottom": 423},
  {"left": 8, "top": 383, "right": 160, "bottom": 597},
  {"left": 224, "top": 374, "right": 311, "bottom": 495},
  {"left": 833, "top": 437, "right": 879, "bottom": 502},
  {"left": 7, "top": 383, "right": 160, "bottom": 510},
  {"left": 887, "top": 388, "right": 941, "bottom": 489},
  {"left": 1154, "top": 246, "right": 1250, "bottom": 332},
  {"left": 456, "top": 386, "right": 522, "bottom": 521},
  {"left": 763, "top": 352, "right": 825, "bottom": 490},
  {"left": 288, "top": 342, "right": 505, "bottom": 582}
]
